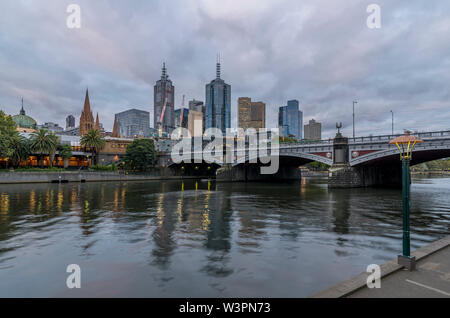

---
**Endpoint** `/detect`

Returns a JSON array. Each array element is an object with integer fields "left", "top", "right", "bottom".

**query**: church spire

[
  {"left": 112, "top": 116, "right": 119, "bottom": 138},
  {"left": 20, "top": 98, "right": 25, "bottom": 115},
  {"left": 79, "top": 88, "right": 95, "bottom": 136},
  {"left": 83, "top": 88, "right": 91, "bottom": 113},
  {"left": 95, "top": 112, "right": 100, "bottom": 130}
]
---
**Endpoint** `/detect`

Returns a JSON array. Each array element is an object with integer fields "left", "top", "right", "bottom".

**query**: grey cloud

[{"left": 0, "top": 0, "right": 448, "bottom": 138}]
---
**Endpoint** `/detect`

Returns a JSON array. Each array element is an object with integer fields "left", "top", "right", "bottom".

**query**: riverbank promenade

[{"left": 311, "top": 236, "right": 450, "bottom": 298}]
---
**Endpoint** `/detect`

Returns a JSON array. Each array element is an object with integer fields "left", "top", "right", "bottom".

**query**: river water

[{"left": 0, "top": 177, "right": 449, "bottom": 297}]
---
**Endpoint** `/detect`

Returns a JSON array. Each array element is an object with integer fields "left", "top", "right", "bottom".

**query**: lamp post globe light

[{"left": 389, "top": 131, "right": 423, "bottom": 271}]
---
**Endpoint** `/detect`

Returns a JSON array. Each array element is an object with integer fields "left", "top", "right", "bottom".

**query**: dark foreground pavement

[
  {"left": 311, "top": 236, "right": 450, "bottom": 298},
  {"left": 348, "top": 245, "right": 450, "bottom": 297}
]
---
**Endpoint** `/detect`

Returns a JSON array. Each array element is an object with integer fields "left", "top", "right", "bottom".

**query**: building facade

[
  {"left": 238, "top": 97, "right": 266, "bottom": 130},
  {"left": 154, "top": 63, "right": 175, "bottom": 134},
  {"left": 278, "top": 100, "right": 303, "bottom": 139},
  {"left": 304, "top": 119, "right": 322, "bottom": 140},
  {"left": 188, "top": 109, "right": 203, "bottom": 137},
  {"left": 205, "top": 60, "right": 231, "bottom": 134},
  {"left": 115, "top": 109, "right": 150, "bottom": 138}
]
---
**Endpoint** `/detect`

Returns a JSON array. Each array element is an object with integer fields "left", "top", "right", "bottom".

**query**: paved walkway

[
  {"left": 311, "top": 236, "right": 450, "bottom": 298},
  {"left": 349, "top": 246, "right": 450, "bottom": 297}
]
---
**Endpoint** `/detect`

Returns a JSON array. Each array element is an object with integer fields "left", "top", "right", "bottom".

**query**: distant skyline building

[
  {"left": 66, "top": 115, "right": 75, "bottom": 129},
  {"left": 188, "top": 109, "right": 203, "bottom": 137},
  {"left": 304, "top": 119, "right": 322, "bottom": 140},
  {"left": 115, "top": 108, "right": 150, "bottom": 138},
  {"left": 61, "top": 126, "right": 79, "bottom": 136},
  {"left": 174, "top": 108, "right": 189, "bottom": 129},
  {"left": 205, "top": 58, "right": 231, "bottom": 134},
  {"left": 39, "top": 122, "right": 63, "bottom": 133},
  {"left": 188, "top": 99, "right": 205, "bottom": 134},
  {"left": 238, "top": 97, "right": 266, "bottom": 130},
  {"left": 154, "top": 63, "right": 175, "bottom": 134},
  {"left": 278, "top": 99, "right": 303, "bottom": 139},
  {"left": 188, "top": 99, "right": 204, "bottom": 112}
]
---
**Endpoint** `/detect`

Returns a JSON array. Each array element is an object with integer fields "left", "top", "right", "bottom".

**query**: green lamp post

[{"left": 389, "top": 132, "right": 423, "bottom": 271}]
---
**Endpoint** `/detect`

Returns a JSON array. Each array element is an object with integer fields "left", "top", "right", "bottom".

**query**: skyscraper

[
  {"left": 115, "top": 109, "right": 150, "bottom": 138},
  {"left": 238, "top": 97, "right": 266, "bottom": 130},
  {"left": 66, "top": 115, "right": 75, "bottom": 129},
  {"left": 205, "top": 58, "right": 231, "bottom": 134},
  {"left": 79, "top": 89, "right": 95, "bottom": 136},
  {"left": 154, "top": 63, "right": 175, "bottom": 134},
  {"left": 278, "top": 100, "right": 303, "bottom": 139},
  {"left": 304, "top": 119, "right": 322, "bottom": 140}
]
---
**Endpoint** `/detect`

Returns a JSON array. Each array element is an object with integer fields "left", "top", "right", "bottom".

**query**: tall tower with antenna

[
  {"left": 154, "top": 62, "right": 175, "bottom": 134},
  {"left": 205, "top": 53, "right": 231, "bottom": 133}
]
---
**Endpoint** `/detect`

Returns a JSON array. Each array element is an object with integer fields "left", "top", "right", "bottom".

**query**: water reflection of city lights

[
  {"left": 202, "top": 191, "right": 211, "bottom": 231},
  {"left": 156, "top": 193, "right": 165, "bottom": 226},
  {"left": 57, "top": 188, "right": 63, "bottom": 213},
  {"left": 0, "top": 193, "right": 9, "bottom": 220},
  {"left": 30, "top": 190, "right": 36, "bottom": 213}
]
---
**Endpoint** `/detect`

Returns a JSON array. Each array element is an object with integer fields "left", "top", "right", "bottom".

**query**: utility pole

[
  {"left": 352, "top": 101, "right": 357, "bottom": 138},
  {"left": 390, "top": 110, "right": 394, "bottom": 135}
]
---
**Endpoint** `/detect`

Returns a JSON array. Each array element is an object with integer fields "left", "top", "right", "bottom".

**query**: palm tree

[
  {"left": 10, "top": 135, "right": 30, "bottom": 168},
  {"left": 58, "top": 144, "right": 73, "bottom": 169},
  {"left": 80, "top": 129, "right": 105, "bottom": 166},
  {"left": 30, "top": 129, "right": 58, "bottom": 168}
]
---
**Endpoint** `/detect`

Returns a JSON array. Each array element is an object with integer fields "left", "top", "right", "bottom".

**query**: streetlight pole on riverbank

[{"left": 389, "top": 132, "right": 423, "bottom": 271}]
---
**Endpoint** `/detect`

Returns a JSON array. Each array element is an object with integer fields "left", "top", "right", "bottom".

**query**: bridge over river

[{"left": 161, "top": 130, "right": 450, "bottom": 187}]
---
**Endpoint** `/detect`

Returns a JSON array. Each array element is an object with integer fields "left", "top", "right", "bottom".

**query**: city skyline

[{"left": 0, "top": 1, "right": 449, "bottom": 139}]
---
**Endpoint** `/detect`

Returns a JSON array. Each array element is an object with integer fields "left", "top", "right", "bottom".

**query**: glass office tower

[
  {"left": 278, "top": 99, "right": 303, "bottom": 139},
  {"left": 205, "top": 60, "right": 231, "bottom": 134}
]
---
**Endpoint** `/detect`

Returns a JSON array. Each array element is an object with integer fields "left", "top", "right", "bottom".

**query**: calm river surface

[{"left": 0, "top": 177, "right": 449, "bottom": 297}]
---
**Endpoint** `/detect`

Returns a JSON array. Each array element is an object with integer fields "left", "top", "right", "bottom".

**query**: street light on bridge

[
  {"left": 389, "top": 131, "right": 423, "bottom": 271},
  {"left": 390, "top": 110, "right": 394, "bottom": 135},
  {"left": 352, "top": 101, "right": 357, "bottom": 139}
]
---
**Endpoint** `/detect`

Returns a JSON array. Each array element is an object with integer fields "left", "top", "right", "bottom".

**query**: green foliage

[
  {"left": 80, "top": 129, "right": 105, "bottom": 165},
  {"left": 279, "top": 136, "right": 298, "bottom": 143},
  {"left": 58, "top": 144, "right": 73, "bottom": 159},
  {"left": 0, "top": 110, "right": 19, "bottom": 158},
  {"left": 305, "top": 161, "right": 329, "bottom": 171},
  {"left": 413, "top": 158, "right": 450, "bottom": 171},
  {"left": 12, "top": 167, "right": 64, "bottom": 172},
  {"left": 123, "top": 138, "right": 157, "bottom": 171},
  {"left": 30, "top": 128, "right": 58, "bottom": 167},
  {"left": 10, "top": 135, "right": 30, "bottom": 167},
  {"left": 90, "top": 163, "right": 117, "bottom": 171}
]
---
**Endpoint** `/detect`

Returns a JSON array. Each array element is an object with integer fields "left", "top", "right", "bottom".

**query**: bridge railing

[{"left": 347, "top": 130, "right": 450, "bottom": 144}]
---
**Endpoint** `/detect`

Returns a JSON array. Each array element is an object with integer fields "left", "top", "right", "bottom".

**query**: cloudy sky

[{"left": 0, "top": 0, "right": 449, "bottom": 138}]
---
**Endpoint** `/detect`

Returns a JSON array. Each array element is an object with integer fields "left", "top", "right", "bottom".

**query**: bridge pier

[
  {"left": 216, "top": 164, "right": 301, "bottom": 182},
  {"left": 328, "top": 129, "right": 403, "bottom": 188},
  {"left": 328, "top": 164, "right": 402, "bottom": 188}
]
